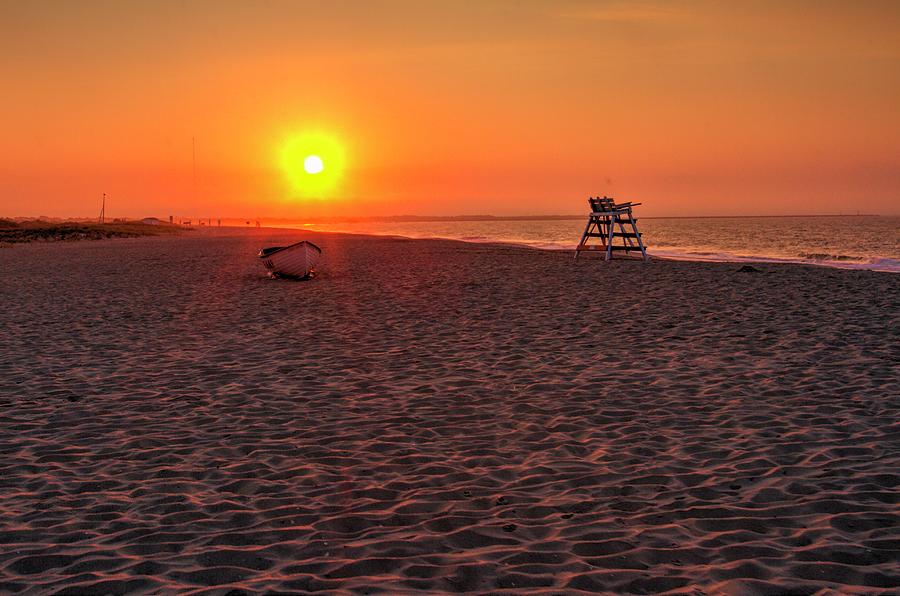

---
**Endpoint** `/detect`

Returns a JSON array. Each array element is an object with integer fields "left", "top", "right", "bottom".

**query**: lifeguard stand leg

[{"left": 605, "top": 215, "right": 616, "bottom": 261}]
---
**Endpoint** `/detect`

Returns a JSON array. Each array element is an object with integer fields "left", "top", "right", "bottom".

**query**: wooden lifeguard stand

[{"left": 574, "top": 196, "right": 648, "bottom": 261}]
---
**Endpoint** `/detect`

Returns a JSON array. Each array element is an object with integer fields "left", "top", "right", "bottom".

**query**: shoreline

[
  {"left": 4, "top": 217, "right": 897, "bottom": 273},
  {"left": 5, "top": 223, "right": 899, "bottom": 273},
  {"left": 262, "top": 224, "right": 900, "bottom": 274}
]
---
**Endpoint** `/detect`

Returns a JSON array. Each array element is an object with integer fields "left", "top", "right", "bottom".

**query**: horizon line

[{"left": 4, "top": 213, "right": 889, "bottom": 222}]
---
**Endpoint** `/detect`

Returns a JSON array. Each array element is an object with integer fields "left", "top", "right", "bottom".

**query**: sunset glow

[
  {"left": 279, "top": 132, "right": 346, "bottom": 200},
  {"left": 0, "top": 1, "right": 898, "bottom": 218}
]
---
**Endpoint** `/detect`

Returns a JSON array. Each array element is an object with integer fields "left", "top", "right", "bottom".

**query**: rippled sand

[{"left": 0, "top": 228, "right": 898, "bottom": 594}]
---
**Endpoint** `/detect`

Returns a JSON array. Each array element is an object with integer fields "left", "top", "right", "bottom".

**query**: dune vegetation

[{"left": 0, "top": 219, "right": 185, "bottom": 243}]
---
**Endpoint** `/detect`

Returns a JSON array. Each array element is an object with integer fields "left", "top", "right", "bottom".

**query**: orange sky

[{"left": 2, "top": 0, "right": 898, "bottom": 218}]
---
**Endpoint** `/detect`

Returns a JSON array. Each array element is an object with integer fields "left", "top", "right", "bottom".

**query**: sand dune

[{"left": 0, "top": 228, "right": 897, "bottom": 594}]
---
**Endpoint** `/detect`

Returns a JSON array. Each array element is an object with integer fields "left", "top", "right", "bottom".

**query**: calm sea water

[{"left": 286, "top": 216, "right": 900, "bottom": 272}]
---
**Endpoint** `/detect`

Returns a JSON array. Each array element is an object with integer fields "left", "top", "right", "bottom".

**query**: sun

[
  {"left": 279, "top": 131, "right": 346, "bottom": 199},
  {"left": 304, "top": 155, "right": 324, "bottom": 174}
]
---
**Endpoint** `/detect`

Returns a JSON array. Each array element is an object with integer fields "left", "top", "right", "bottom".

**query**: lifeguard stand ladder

[{"left": 574, "top": 196, "right": 648, "bottom": 261}]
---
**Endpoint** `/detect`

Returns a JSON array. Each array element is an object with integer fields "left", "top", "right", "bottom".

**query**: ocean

[{"left": 285, "top": 216, "right": 900, "bottom": 273}]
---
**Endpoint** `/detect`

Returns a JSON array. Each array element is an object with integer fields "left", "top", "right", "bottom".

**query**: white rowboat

[{"left": 258, "top": 240, "right": 322, "bottom": 280}]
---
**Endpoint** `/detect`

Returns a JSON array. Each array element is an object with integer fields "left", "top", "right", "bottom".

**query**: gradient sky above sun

[{"left": 1, "top": 0, "right": 898, "bottom": 218}]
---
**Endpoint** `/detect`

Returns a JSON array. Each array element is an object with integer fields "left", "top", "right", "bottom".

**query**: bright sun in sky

[
  {"left": 303, "top": 155, "right": 324, "bottom": 174},
  {"left": 280, "top": 131, "right": 346, "bottom": 200}
]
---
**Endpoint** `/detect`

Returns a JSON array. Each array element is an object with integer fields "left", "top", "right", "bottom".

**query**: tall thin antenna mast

[
  {"left": 99, "top": 193, "right": 106, "bottom": 223},
  {"left": 192, "top": 136, "right": 197, "bottom": 203}
]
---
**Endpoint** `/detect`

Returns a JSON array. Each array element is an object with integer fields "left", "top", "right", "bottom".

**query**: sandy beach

[{"left": 0, "top": 228, "right": 898, "bottom": 594}]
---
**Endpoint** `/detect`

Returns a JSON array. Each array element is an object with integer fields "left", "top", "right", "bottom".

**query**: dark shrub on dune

[{"left": 0, "top": 221, "right": 181, "bottom": 243}]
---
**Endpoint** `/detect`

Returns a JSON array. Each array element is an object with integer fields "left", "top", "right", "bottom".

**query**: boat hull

[{"left": 258, "top": 241, "right": 322, "bottom": 280}]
